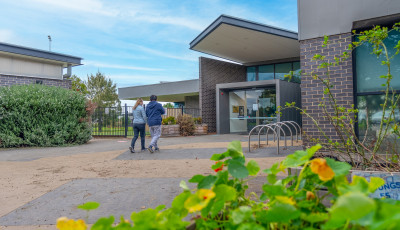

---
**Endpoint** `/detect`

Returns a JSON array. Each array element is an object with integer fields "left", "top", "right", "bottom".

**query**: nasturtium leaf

[
  {"left": 262, "top": 184, "right": 286, "bottom": 196},
  {"left": 213, "top": 184, "right": 237, "bottom": 201},
  {"left": 263, "top": 162, "right": 282, "bottom": 175},
  {"left": 91, "top": 216, "right": 115, "bottom": 230},
  {"left": 210, "top": 153, "right": 225, "bottom": 161},
  {"left": 231, "top": 206, "right": 254, "bottom": 224},
  {"left": 282, "top": 144, "right": 321, "bottom": 168},
  {"left": 325, "top": 158, "right": 351, "bottom": 177},
  {"left": 329, "top": 191, "right": 376, "bottom": 222},
  {"left": 77, "top": 201, "right": 100, "bottom": 210},
  {"left": 210, "top": 199, "right": 225, "bottom": 218},
  {"left": 155, "top": 204, "right": 166, "bottom": 212},
  {"left": 267, "top": 174, "right": 277, "bottom": 184},
  {"left": 264, "top": 203, "right": 300, "bottom": 223},
  {"left": 260, "top": 193, "right": 268, "bottom": 201},
  {"left": 198, "top": 175, "right": 217, "bottom": 189},
  {"left": 246, "top": 160, "right": 260, "bottom": 176},
  {"left": 188, "top": 174, "right": 205, "bottom": 183},
  {"left": 228, "top": 160, "right": 249, "bottom": 179},
  {"left": 180, "top": 180, "right": 190, "bottom": 191},
  {"left": 171, "top": 191, "right": 191, "bottom": 209},
  {"left": 237, "top": 223, "right": 264, "bottom": 230},
  {"left": 368, "top": 177, "right": 385, "bottom": 193},
  {"left": 300, "top": 212, "right": 329, "bottom": 223},
  {"left": 227, "top": 141, "right": 243, "bottom": 158},
  {"left": 215, "top": 170, "right": 229, "bottom": 185}
]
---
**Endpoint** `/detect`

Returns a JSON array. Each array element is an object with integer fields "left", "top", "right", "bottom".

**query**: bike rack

[{"left": 248, "top": 121, "right": 301, "bottom": 154}]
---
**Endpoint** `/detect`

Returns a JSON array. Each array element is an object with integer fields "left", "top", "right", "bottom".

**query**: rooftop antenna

[{"left": 48, "top": 35, "right": 52, "bottom": 51}]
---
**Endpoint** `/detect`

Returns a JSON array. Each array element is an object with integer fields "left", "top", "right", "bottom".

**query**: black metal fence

[{"left": 91, "top": 104, "right": 200, "bottom": 137}]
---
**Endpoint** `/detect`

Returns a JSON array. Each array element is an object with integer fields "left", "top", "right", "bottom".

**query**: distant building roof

[{"left": 0, "top": 42, "right": 82, "bottom": 67}]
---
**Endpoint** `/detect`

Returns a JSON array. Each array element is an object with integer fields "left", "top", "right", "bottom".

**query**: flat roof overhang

[
  {"left": 190, "top": 15, "right": 300, "bottom": 65},
  {"left": 118, "top": 79, "right": 199, "bottom": 102},
  {"left": 0, "top": 42, "right": 82, "bottom": 67}
]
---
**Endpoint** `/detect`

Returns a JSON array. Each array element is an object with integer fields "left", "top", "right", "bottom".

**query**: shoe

[
  {"left": 155, "top": 147, "right": 160, "bottom": 152},
  {"left": 148, "top": 146, "right": 154, "bottom": 153},
  {"left": 129, "top": 147, "right": 135, "bottom": 153},
  {"left": 141, "top": 148, "right": 146, "bottom": 152}
]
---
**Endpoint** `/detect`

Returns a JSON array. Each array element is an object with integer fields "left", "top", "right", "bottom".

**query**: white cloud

[
  {"left": 30, "top": 0, "right": 118, "bottom": 17},
  {"left": 0, "top": 29, "right": 15, "bottom": 43},
  {"left": 131, "top": 44, "right": 198, "bottom": 61},
  {"left": 84, "top": 61, "right": 164, "bottom": 71}
]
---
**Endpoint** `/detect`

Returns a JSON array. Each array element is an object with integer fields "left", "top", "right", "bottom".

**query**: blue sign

[{"left": 352, "top": 171, "right": 400, "bottom": 200}]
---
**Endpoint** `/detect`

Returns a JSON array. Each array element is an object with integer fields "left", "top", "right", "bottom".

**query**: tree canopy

[{"left": 86, "top": 71, "right": 119, "bottom": 107}]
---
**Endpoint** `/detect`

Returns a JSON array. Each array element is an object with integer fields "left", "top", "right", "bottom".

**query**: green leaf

[
  {"left": 283, "top": 144, "right": 321, "bottom": 168},
  {"left": 198, "top": 175, "right": 217, "bottom": 189},
  {"left": 91, "top": 216, "right": 115, "bottom": 230},
  {"left": 227, "top": 141, "right": 243, "bottom": 158},
  {"left": 228, "top": 160, "right": 249, "bottom": 179},
  {"left": 214, "top": 184, "right": 237, "bottom": 201},
  {"left": 330, "top": 191, "right": 376, "bottom": 222},
  {"left": 210, "top": 153, "right": 225, "bottom": 161},
  {"left": 264, "top": 203, "right": 300, "bottom": 223},
  {"left": 188, "top": 175, "right": 205, "bottom": 183},
  {"left": 180, "top": 180, "right": 190, "bottom": 190},
  {"left": 171, "top": 191, "right": 191, "bottom": 209},
  {"left": 262, "top": 184, "right": 286, "bottom": 196},
  {"left": 77, "top": 201, "right": 100, "bottom": 210},
  {"left": 210, "top": 199, "right": 225, "bottom": 218},
  {"left": 368, "top": 177, "right": 385, "bottom": 193},
  {"left": 300, "top": 212, "right": 329, "bottom": 223},
  {"left": 211, "top": 161, "right": 224, "bottom": 170},
  {"left": 246, "top": 160, "right": 260, "bottom": 176},
  {"left": 325, "top": 158, "right": 352, "bottom": 177},
  {"left": 231, "top": 206, "right": 254, "bottom": 224},
  {"left": 267, "top": 174, "right": 277, "bottom": 184},
  {"left": 237, "top": 223, "right": 264, "bottom": 230}
]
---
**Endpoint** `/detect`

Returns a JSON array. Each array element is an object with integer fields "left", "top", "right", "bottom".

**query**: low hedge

[{"left": 0, "top": 84, "right": 92, "bottom": 147}]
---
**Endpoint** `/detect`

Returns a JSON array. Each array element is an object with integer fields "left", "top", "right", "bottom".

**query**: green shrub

[
  {"left": 193, "top": 117, "right": 202, "bottom": 125},
  {"left": 161, "top": 116, "right": 176, "bottom": 125},
  {"left": 177, "top": 114, "right": 195, "bottom": 136},
  {"left": 0, "top": 84, "right": 92, "bottom": 147}
]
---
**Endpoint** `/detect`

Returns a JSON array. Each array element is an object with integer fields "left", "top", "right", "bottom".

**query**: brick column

[
  {"left": 0, "top": 75, "right": 72, "bottom": 89},
  {"left": 300, "top": 33, "right": 354, "bottom": 147},
  {"left": 199, "top": 57, "right": 246, "bottom": 132}
]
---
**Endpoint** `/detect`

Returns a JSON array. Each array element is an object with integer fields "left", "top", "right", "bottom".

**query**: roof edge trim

[{"left": 190, "top": 14, "right": 298, "bottom": 49}]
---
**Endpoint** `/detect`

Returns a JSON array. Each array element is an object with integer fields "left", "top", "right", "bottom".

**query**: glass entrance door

[{"left": 229, "top": 88, "right": 276, "bottom": 133}]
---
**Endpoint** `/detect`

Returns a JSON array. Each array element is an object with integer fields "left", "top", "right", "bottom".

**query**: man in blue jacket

[{"left": 146, "top": 95, "right": 165, "bottom": 153}]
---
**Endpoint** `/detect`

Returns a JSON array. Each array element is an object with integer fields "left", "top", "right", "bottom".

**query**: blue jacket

[
  {"left": 132, "top": 105, "right": 147, "bottom": 124},
  {"left": 146, "top": 101, "right": 165, "bottom": 126}
]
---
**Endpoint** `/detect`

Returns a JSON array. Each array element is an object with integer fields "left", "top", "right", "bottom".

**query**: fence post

[
  {"left": 181, "top": 106, "right": 184, "bottom": 116},
  {"left": 124, "top": 103, "right": 128, "bottom": 138}
]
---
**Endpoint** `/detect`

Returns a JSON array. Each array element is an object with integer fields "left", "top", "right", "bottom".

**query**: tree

[
  {"left": 86, "top": 71, "right": 119, "bottom": 107},
  {"left": 163, "top": 102, "right": 174, "bottom": 108},
  {"left": 70, "top": 75, "right": 88, "bottom": 95}
]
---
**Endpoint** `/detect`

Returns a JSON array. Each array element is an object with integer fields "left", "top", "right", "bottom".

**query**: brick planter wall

[
  {"left": 194, "top": 124, "right": 208, "bottom": 135},
  {"left": 300, "top": 33, "right": 354, "bottom": 147},
  {"left": 0, "top": 74, "right": 71, "bottom": 89},
  {"left": 199, "top": 57, "right": 246, "bottom": 133},
  {"left": 161, "top": 124, "right": 180, "bottom": 137}
]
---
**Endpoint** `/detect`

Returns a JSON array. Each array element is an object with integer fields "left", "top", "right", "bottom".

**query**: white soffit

[{"left": 190, "top": 15, "right": 300, "bottom": 64}]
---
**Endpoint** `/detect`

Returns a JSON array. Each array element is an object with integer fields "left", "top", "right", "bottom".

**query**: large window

[
  {"left": 356, "top": 30, "right": 400, "bottom": 152},
  {"left": 246, "top": 61, "right": 300, "bottom": 83}
]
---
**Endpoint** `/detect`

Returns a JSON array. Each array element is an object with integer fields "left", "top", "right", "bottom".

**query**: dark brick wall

[
  {"left": 300, "top": 33, "right": 354, "bottom": 146},
  {"left": 0, "top": 75, "right": 71, "bottom": 89},
  {"left": 199, "top": 57, "right": 246, "bottom": 132}
]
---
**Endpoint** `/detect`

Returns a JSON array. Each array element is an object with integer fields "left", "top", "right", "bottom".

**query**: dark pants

[{"left": 131, "top": 123, "right": 146, "bottom": 150}]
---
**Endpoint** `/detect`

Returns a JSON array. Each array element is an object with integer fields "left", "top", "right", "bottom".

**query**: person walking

[
  {"left": 146, "top": 95, "right": 165, "bottom": 153},
  {"left": 129, "top": 98, "right": 147, "bottom": 153}
]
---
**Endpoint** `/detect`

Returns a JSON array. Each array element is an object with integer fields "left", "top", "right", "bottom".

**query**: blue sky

[{"left": 0, "top": 0, "right": 298, "bottom": 89}]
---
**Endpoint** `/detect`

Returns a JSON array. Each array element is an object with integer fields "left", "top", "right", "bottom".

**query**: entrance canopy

[{"left": 190, "top": 15, "right": 300, "bottom": 65}]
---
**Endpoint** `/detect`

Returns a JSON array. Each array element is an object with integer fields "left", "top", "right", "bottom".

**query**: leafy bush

[
  {"left": 57, "top": 141, "right": 400, "bottom": 230},
  {"left": 0, "top": 84, "right": 92, "bottom": 147},
  {"left": 162, "top": 116, "right": 176, "bottom": 125},
  {"left": 177, "top": 114, "right": 195, "bottom": 136},
  {"left": 193, "top": 117, "right": 202, "bottom": 125}
]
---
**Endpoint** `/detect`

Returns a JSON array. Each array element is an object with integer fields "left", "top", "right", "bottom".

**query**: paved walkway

[{"left": 0, "top": 134, "right": 302, "bottom": 230}]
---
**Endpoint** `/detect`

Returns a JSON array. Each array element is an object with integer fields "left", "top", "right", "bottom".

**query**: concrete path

[{"left": 0, "top": 134, "right": 301, "bottom": 230}]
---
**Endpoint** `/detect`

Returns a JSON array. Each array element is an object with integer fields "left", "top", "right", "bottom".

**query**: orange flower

[
  {"left": 310, "top": 158, "right": 335, "bottom": 181},
  {"left": 214, "top": 161, "right": 224, "bottom": 172}
]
